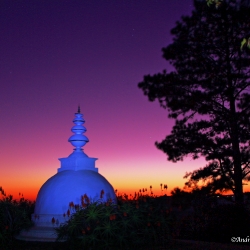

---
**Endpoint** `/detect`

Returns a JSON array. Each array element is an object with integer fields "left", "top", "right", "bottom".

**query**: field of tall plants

[
  {"left": 55, "top": 190, "right": 173, "bottom": 249},
  {"left": 0, "top": 186, "right": 174, "bottom": 249},
  {"left": 2, "top": 185, "right": 250, "bottom": 249}
]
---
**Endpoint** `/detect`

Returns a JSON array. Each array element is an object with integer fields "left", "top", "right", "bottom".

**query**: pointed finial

[
  {"left": 77, "top": 105, "right": 80, "bottom": 114},
  {"left": 68, "top": 109, "right": 89, "bottom": 152}
]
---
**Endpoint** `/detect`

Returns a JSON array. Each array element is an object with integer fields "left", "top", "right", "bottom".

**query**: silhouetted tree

[
  {"left": 171, "top": 187, "right": 193, "bottom": 209},
  {"left": 138, "top": 0, "right": 250, "bottom": 205},
  {"left": 206, "top": 0, "right": 250, "bottom": 49}
]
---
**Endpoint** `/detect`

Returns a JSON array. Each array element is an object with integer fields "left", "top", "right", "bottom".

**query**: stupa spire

[
  {"left": 68, "top": 107, "right": 89, "bottom": 152},
  {"left": 58, "top": 108, "right": 98, "bottom": 172}
]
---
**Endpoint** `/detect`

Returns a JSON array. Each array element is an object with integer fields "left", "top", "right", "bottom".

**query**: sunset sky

[{"left": 1, "top": 0, "right": 240, "bottom": 201}]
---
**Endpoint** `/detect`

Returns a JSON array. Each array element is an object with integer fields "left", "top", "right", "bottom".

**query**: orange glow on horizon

[{"left": 3, "top": 182, "right": 249, "bottom": 202}]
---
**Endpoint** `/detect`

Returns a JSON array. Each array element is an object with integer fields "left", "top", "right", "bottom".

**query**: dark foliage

[
  {"left": 138, "top": 0, "right": 250, "bottom": 204},
  {"left": 0, "top": 188, "right": 35, "bottom": 249},
  {"left": 178, "top": 203, "right": 250, "bottom": 243},
  {"left": 171, "top": 187, "right": 193, "bottom": 210},
  {"left": 56, "top": 194, "right": 173, "bottom": 249}
]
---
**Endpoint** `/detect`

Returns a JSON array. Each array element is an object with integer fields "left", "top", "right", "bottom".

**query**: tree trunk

[
  {"left": 223, "top": 10, "right": 244, "bottom": 206},
  {"left": 229, "top": 91, "right": 243, "bottom": 205},
  {"left": 232, "top": 135, "right": 244, "bottom": 205}
]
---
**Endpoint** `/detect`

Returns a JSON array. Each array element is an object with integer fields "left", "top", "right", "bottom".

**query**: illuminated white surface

[{"left": 17, "top": 109, "right": 116, "bottom": 241}]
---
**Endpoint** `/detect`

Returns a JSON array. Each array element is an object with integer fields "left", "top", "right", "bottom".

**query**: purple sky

[{"left": 0, "top": 0, "right": 209, "bottom": 199}]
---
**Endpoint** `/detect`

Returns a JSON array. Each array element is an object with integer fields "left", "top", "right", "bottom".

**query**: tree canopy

[{"left": 138, "top": 0, "right": 250, "bottom": 204}]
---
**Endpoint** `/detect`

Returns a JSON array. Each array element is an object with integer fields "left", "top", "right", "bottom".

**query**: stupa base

[{"left": 15, "top": 226, "right": 64, "bottom": 242}]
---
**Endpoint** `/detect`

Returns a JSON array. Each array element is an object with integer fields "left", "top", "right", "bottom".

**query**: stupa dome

[
  {"left": 35, "top": 170, "right": 115, "bottom": 216},
  {"left": 17, "top": 107, "right": 116, "bottom": 241}
]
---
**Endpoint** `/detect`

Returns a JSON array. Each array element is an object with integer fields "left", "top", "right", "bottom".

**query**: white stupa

[{"left": 17, "top": 107, "right": 116, "bottom": 241}]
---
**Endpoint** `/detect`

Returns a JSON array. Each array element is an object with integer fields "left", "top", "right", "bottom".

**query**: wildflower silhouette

[{"left": 56, "top": 186, "right": 172, "bottom": 249}]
